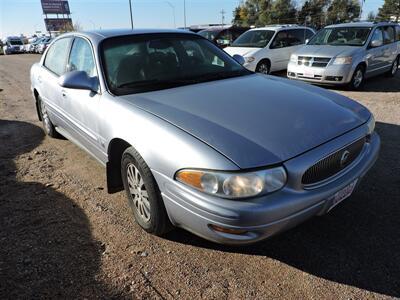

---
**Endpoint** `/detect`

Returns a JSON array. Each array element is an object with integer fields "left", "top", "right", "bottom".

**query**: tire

[
  {"left": 386, "top": 57, "right": 399, "bottom": 77},
  {"left": 121, "top": 147, "right": 172, "bottom": 236},
  {"left": 348, "top": 65, "right": 365, "bottom": 90},
  {"left": 256, "top": 60, "right": 270, "bottom": 75},
  {"left": 38, "top": 96, "right": 59, "bottom": 138}
]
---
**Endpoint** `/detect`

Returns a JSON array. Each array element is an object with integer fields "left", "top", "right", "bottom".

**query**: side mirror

[
  {"left": 58, "top": 70, "right": 99, "bottom": 92},
  {"left": 370, "top": 39, "right": 383, "bottom": 48},
  {"left": 233, "top": 54, "right": 245, "bottom": 65}
]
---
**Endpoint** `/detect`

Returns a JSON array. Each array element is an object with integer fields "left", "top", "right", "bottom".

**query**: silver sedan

[{"left": 30, "top": 29, "right": 380, "bottom": 245}]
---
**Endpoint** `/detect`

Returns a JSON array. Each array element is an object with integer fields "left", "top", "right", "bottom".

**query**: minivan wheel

[
  {"left": 38, "top": 96, "right": 59, "bottom": 138},
  {"left": 386, "top": 57, "right": 399, "bottom": 77},
  {"left": 256, "top": 61, "right": 270, "bottom": 75},
  {"left": 121, "top": 147, "right": 172, "bottom": 236},
  {"left": 349, "top": 66, "right": 365, "bottom": 90}
]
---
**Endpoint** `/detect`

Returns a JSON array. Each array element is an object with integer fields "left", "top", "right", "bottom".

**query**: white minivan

[{"left": 224, "top": 25, "right": 315, "bottom": 74}]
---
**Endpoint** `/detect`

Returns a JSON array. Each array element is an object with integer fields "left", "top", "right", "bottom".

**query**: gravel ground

[{"left": 0, "top": 54, "right": 399, "bottom": 299}]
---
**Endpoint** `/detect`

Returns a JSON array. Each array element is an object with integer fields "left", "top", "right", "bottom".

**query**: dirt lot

[{"left": 0, "top": 54, "right": 399, "bottom": 299}]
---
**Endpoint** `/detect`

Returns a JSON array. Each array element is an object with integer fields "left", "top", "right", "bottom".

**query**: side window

[
  {"left": 43, "top": 38, "right": 71, "bottom": 76},
  {"left": 271, "top": 31, "right": 288, "bottom": 49},
  {"left": 371, "top": 28, "right": 384, "bottom": 44},
  {"left": 216, "top": 30, "right": 232, "bottom": 46},
  {"left": 68, "top": 37, "right": 96, "bottom": 77},
  {"left": 383, "top": 26, "right": 395, "bottom": 44},
  {"left": 289, "top": 29, "right": 306, "bottom": 46}
]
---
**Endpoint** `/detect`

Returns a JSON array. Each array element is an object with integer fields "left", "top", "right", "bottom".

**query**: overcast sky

[{"left": 0, "top": 0, "right": 384, "bottom": 37}]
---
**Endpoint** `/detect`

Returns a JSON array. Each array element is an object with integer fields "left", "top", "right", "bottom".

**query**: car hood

[
  {"left": 224, "top": 46, "right": 261, "bottom": 57},
  {"left": 121, "top": 74, "right": 370, "bottom": 169},
  {"left": 295, "top": 45, "right": 361, "bottom": 58}
]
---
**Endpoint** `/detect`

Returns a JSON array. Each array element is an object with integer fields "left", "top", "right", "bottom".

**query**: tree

[
  {"left": 326, "top": 0, "right": 361, "bottom": 24},
  {"left": 377, "top": 0, "right": 400, "bottom": 22},
  {"left": 269, "top": 0, "right": 297, "bottom": 24},
  {"left": 367, "top": 11, "right": 376, "bottom": 21},
  {"left": 298, "top": 0, "right": 329, "bottom": 29}
]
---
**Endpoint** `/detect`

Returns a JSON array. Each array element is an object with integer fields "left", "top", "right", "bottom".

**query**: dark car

[{"left": 199, "top": 26, "right": 250, "bottom": 48}]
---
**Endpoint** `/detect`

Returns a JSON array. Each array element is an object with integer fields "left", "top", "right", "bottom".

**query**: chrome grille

[
  {"left": 302, "top": 137, "right": 366, "bottom": 185},
  {"left": 298, "top": 56, "right": 332, "bottom": 68}
]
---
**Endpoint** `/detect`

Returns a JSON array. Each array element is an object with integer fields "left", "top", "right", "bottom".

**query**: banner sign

[
  {"left": 41, "top": 0, "right": 70, "bottom": 14},
  {"left": 44, "top": 18, "right": 73, "bottom": 31}
]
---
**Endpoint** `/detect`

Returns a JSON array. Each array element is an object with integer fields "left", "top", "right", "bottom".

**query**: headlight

[
  {"left": 333, "top": 56, "right": 352, "bottom": 65},
  {"left": 245, "top": 56, "right": 255, "bottom": 63},
  {"left": 290, "top": 54, "right": 298, "bottom": 63},
  {"left": 367, "top": 115, "right": 375, "bottom": 135},
  {"left": 175, "top": 167, "right": 287, "bottom": 199}
]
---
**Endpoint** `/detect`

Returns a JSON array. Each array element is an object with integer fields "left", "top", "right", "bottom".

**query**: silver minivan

[{"left": 287, "top": 22, "right": 400, "bottom": 89}]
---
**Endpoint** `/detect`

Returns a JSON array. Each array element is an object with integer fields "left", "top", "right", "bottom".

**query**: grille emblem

[{"left": 340, "top": 150, "right": 350, "bottom": 167}]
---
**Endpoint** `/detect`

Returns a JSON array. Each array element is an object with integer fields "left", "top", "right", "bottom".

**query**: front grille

[
  {"left": 297, "top": 73, "right": 323, "bottom": 80},
  {"left": 302, "top": 137, "right": 366, "bottom": 185},
  {"left": 298, "top": 56, "right": 332, "bottom": 68}
]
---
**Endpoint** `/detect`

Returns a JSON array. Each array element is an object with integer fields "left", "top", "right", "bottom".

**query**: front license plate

[
  {"left": 328, "top": 179, "right": 358, "bottom": 212},
  {"left": 304, "top": 69, "right": 315, "bottom": 78}
]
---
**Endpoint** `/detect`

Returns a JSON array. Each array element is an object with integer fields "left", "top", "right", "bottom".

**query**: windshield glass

[
  {"left": 308, "top": 27, "right": 372, "bottom": 46},
  {"left": 231, "top": 30, "right": 275, "bottom": 48},
  {"left": 101, "top": 34, "right": 250, "bottom": 95},
  {"left": 9, "top": 40, "right": 23, "bottom": 46},
  {"left": 198, "top": 30, "right": 219, "bottom": 41}
]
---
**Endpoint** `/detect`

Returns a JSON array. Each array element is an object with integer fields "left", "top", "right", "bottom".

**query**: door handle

[
  {"left": 61, "top": 89, "right": 67, "bottom": 98},
  {"left": 37, "top": 76, "right": 42, "bottom": 83}
]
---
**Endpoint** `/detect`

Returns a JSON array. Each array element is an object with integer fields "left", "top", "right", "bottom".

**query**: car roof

[
  {"left": 325, "top": 21, "right": 397, "bottom": 29},
  {"left": 248, "top": 25, "right": 311, "bottom": 32}
]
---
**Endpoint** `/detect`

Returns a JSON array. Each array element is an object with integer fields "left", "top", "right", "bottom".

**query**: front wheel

[
  {"left": 256, "top": 61, "right": 270, "bottom": 75},
  {"left": 121, "top": 147, "right": 172, "bottom": 236},
  {"left": 348, "top": 65, "right": 365, "bottom": 90}
]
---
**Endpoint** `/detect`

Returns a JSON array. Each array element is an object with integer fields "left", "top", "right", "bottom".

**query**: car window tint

[
  {"left": 216, "top": 30, "right": 232, "bottom": 46},
  {"left": 271, "top": 31, "right": 288, "bottom": 48},
  {"left": 288, "top": 29, "right": 305, "bottom": 46},
  {"left": 44, "top": 38, "right": 71, "bottom": 76},
  {"left": 68, "top": 37, "right": 96, "bottom": 77},
  {"left": 396, "top": 26, "right": 400, "bottom": 41},
  {"left": 383, "top": 26, "right": 395, "bottom": 44},
  {"left": 371, "top": 28, "right": 384, "bottom": 44}
]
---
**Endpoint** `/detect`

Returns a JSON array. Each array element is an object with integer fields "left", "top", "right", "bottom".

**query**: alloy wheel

[
  {"left": 126, "top": 163, "right": 151, "bottom": 223},
  {"left": 353, "top": 69, "right": 363, "bottom": 88},
  {"left": 257, "top": 63, "right": 269, "bottom": 75},
  {"left": 392, "top": 59, "right": 398, "bottom": 75},
  {"left": 40, "top": 101, "right": 52, "bottom": 133}
]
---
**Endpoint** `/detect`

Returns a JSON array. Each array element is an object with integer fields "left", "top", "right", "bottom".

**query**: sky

[{"left": 0, "top": 0, "right": 385, "bottom": 37}]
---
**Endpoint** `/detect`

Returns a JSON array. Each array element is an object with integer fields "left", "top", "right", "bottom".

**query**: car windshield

[
  {"left": 198, "top": 30, "right": 220, "bottom": 41},
  {"left": 101, "top": 34, "right": 251, "bottom": 95},
  {"left": 231, "top": 30, "right": 275, "bottom": 48},
  {"left": 308, "top": 27, "right": 372, "bottom": 46},
  {"left": 9, "top": 40, "right": 23, "bottom": 46}
]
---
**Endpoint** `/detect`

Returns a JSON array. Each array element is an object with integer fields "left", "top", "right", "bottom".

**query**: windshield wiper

[{"left": 117, "top": 78, "right": 200, "bottom": 89}]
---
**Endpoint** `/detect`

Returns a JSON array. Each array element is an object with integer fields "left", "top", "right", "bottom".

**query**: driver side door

[{"left": 61, "top": 36, "right": 104, "bottom": 161}]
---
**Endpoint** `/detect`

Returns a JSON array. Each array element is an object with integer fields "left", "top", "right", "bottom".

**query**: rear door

[
  {"left": 39, "top": 37, "right": 72, "bottom": 127},
  {"left": 268, "top": 30, "right": 291, "bottom": 71},
  {"left": 61, "top": 36, "right": 104, "bottom": 160},
  {"left": 382, "top": 26, "right": 397, "bottom": 68}
]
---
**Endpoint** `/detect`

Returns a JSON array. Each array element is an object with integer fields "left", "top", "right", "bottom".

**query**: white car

[{"left": 224, "top": 25, "right": 315, "bottom": 74}]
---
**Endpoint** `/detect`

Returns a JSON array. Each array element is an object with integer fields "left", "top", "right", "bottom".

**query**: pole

[
  {"left": 183, "top": 0, "right": 187, "bottom": 28},
  {"left": 165, "top": 1, "right": 176, "bottom": 28},
  {"left": 359, "top": 0, "right": 364, "bottom": 20},
  {"left": 129, "top": 0, "right": 134, "bottom": 29}
]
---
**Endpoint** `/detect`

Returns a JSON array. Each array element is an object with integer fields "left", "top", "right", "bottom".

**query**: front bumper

[
  {"left": 287, "top": 61, "right": 354, "bottom": 85},
  {"left": 153, "top": 127, "right": 380, "bottom": 245}
]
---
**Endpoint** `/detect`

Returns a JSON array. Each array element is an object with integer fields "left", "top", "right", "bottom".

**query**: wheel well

[
  {"left": 33, "top": 89, "right": 42, "bottom": 121},
  {"left": 357, "top": 62, "right": 367, "bottom": 72},
  {"left": 106, "top": 138, "right": 131, "bottom": 194}
]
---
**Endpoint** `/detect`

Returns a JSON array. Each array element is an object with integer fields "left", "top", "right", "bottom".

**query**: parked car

[
  {"left": 25, "top": 37, "right": 41, "bottom": 53},
  {"left": 198, "top": 25, "right": 250, "bottom": 48},
  {"left": 36, "top": 37, "right": 53, "bottom": 54},
  {"left": 30, "top": 29, "right": 380, "bottom": 245},
  {"left": 287, "top": 22, "right": 400, "bottom": 89},
  {"left": 224, "top": 25, "right": 315, "bottom": 74},
  {"left": 2, "top": 36, "right": 25, "bottom": 54}
]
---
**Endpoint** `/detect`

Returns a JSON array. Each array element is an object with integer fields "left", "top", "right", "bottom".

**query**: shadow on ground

[
  {"left": 165, "top": 121, "right": 400, "bottom": 298},
  {"left": 0, "top": 120, "right": 118, "bottom": 298}
]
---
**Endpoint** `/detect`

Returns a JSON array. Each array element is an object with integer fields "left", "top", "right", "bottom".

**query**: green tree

[
  {"left": 298, "top": 0, "right": 329, "bottom": 29},
  {"left": 367, "top": 11, "right": 376, "bottom": 21},
  {"left": 326, "top": 0, "right": 361, "bottom": 24},
  {"left": 377, "top": 0, "right": 400, "bottom": 22},
  {"left": 269, "top": 0, "right": 297, "bottom": 24}
]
